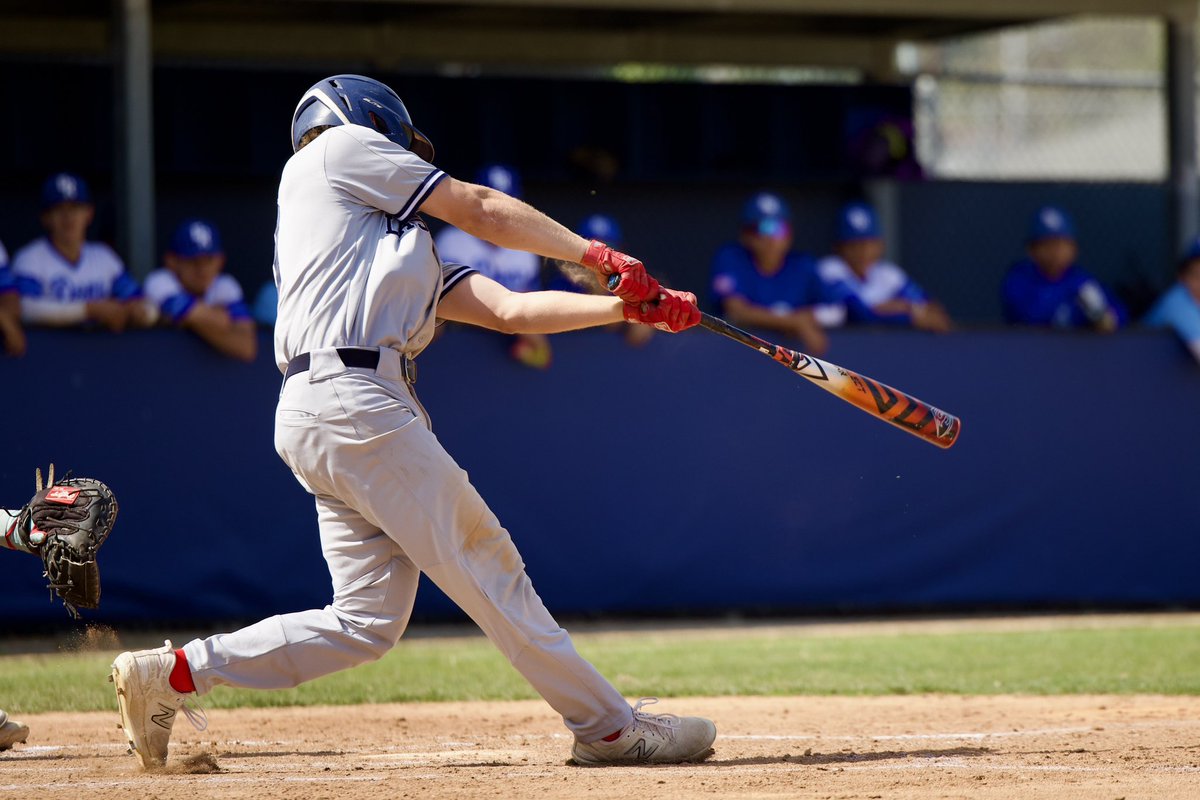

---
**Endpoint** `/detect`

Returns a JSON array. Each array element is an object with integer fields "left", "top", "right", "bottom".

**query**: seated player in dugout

[
  {"left": 709, "top": 191, "right": 830, "bottom": 355},
  {"left": 815, "top": 200, "right": 952, "bottom": 333},
  {"left": 143, "top": 220, "right": 257, "bottom": 362},
  {"left": 1143, "top": 234, "right": 1200, "bottom": 363},
  {"left": 11, "top": 172, "right": 155, "bottom": 333},
  {"left": 1001, "top": 205, "right": 1126, "bottom": 332},
  {"left": 435, "top": 164, "right": 552, "bottom": 369}
]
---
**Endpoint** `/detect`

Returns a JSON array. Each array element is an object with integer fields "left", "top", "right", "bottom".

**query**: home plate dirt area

[{"left": 3, "top": 694, "right": 1199, "bottom": 799}]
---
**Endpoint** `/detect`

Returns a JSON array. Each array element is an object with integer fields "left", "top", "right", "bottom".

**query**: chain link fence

[{"left": 910, "top": 17, "right": 1165, "bottom": 182}]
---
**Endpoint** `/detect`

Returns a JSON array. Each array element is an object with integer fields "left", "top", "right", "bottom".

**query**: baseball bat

[
  {"left": 552, "top": 258, "right": 961, "bottom": 448},
  {"left": 696, "top": 311, "right": 961, "bottom": 449}
]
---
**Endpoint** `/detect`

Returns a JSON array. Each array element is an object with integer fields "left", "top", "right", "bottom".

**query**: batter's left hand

[
  {"left": 623, "top": 288, "right": 700, "bottom": 333},
  {"left": 581, "top": 240, "right": 660, "bottom": 304}
]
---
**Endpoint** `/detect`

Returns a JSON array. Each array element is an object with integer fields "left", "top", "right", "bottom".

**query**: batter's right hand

[
  {"left": 623, "top": 288, "right": 701, "bottom": 333},
  {"left": 581, "top": 240, "right": 660, "bottom": 304}
]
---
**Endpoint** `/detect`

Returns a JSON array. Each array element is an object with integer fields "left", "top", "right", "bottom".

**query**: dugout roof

[{"left": 0, "top": 0, "right": 1189, "bottom": 76}]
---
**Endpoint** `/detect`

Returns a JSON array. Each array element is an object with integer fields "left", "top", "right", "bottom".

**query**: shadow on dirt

[{"left": 706, "top": 746, "right": 992, "bottom": 767}]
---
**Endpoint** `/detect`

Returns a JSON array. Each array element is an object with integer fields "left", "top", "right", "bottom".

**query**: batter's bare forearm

[
  {"left": 423, "top": 178, "right": 588, "bottom": 264},
  {"left": 495, "top": 290, "right": 624, "bottom": 334},
  {"left": 439, "top": 273, "right": 623, "bottom": 334}
]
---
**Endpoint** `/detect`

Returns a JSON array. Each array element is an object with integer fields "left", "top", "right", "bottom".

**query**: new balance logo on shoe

[
  {"left": 150, "top": 704, "right": 176, "bottom": 730},
  {"left": 624, "top": 738, "right": 660, "bottom": 761}
]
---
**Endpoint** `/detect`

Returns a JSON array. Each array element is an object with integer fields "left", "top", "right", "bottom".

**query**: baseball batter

[{"left": 111, "top": 74, "right": 715, "bottom": 770}]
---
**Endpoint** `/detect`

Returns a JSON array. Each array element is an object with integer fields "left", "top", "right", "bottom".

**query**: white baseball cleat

[
  {"left": 570, "top": 697, "right": 716, "bottom": 765},
  {"left": 0, "top": 710, "right": 29, "bottom": 751},
  {"left": 110, "top": 640, "right": 206, "bottom": 769}
]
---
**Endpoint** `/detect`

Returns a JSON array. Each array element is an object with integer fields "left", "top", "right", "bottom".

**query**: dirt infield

[{"left": 4, "top": 693, "right": 1199, "bottom": 799}]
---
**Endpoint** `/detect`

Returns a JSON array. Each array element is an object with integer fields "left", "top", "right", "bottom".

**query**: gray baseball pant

[{"left": 181, "top": 347, "right": 632, "bottom": 742}]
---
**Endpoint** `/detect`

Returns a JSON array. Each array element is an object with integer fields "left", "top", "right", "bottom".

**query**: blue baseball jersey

[
  {"left": 709, "top": 243, "right": 827, "bottom": 314},
  {"left": 815, "top": 255, "right": 927, "bottom": 326},
  {"left": 1144, "top": 283, "right": 1200, "bottom": 345},
  {"left": 1001, "top": 258, "right": 1127, "bottom": 328},
  {"left": 143, "top": 268, "right": 251, "bottom": 324}
]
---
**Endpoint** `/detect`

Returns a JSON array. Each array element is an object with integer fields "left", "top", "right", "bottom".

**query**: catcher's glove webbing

[{"left": 5, "top": 465, "right": 118, "bottom": 618}]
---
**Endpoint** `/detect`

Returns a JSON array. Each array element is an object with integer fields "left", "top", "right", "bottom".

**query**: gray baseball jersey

[
  {"left": 179, "top": 123, "right": 633, "bottom": 743},
  {"left": 272, "top": 124, "right": 473, "bottom": 373}
]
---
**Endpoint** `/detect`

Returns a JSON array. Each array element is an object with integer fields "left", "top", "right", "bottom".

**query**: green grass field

[{"left": 2, "top": 617, "right": 1198, "bottom": 714}]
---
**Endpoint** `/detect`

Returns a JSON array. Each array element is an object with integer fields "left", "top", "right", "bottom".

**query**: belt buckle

[{"left": 402, "top": 356, "right": 418, "bottom": 384}]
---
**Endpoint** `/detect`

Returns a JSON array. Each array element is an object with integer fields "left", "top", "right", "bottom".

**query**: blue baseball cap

[
  {"left": 836, "top": 201, "right": 881, "bottom": 242},
  {"left": 169, "top": 219, "right": 223, "bottom": 257},
  {"left": 741, "top": 192, "right": 791, "bottom": 238},
  {"left": 578, "top": 214, "right": 623, "bottom": 245},
  {"left": 477, "top": 164, "right": 521, "bottom": 198},
  {"left": 40, "top": 172, "right": 91, "bottom": 210},
  {"left": 1027, "top": 206, "right": 1075, "bottom": 242}
]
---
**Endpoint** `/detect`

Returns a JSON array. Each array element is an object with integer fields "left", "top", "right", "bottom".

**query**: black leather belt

[{"left": 285, "top": 347, "right": 382, "bottom": 381}]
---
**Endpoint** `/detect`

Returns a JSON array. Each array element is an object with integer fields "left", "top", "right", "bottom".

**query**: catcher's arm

[{"left": 3, "top": 465, "right": 118, "bottom": 618}]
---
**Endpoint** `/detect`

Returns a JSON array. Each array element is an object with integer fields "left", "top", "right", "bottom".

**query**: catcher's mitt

[{"left": 15, "top": 465, "right": 118, "bottom": 617}]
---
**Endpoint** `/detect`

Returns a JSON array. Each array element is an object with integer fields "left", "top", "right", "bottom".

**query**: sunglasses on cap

[{"left": 756, "top": 219, "right": 791, "bottom": 239}]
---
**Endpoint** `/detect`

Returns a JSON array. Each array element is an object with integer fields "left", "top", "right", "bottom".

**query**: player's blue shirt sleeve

[
  {"left": 111, "top": 271, "right": 142, "bottom": 301},
  {"left": 13, "top": 273, "right": 43, "bottom": 297},
  {"left": 1144, "top": 283, "right": 1200, "bottom": 344},
  {"left": 160, "top": 293, "right": 196, "bottom": 323},
  {"left": 709, "top": 242, "right": 753, "bottom": 310},
  {"left": 0, "top": 267, "right": 16, "bottom": 295},
  {"left": 226, "top": 299, "right": 252, "bottom": 322}
]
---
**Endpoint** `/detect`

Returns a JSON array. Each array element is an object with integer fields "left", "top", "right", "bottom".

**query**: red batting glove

[
  {"left": 623, "top": 288, "right": 701, "bottom": 333},
  {"left": 580, "top": 240, "right": 660, "bottom": 303}
]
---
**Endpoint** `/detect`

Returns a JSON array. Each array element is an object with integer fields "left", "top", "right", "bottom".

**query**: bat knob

[{"left": 606, "top": 273, "right": 620, "bottom": 291}]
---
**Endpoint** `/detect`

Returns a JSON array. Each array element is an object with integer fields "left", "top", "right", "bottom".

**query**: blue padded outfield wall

[{"left": 3, "top": 325, "right": 1199, "bottom": 625}]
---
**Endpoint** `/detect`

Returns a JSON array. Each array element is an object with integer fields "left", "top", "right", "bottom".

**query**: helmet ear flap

[
  {"left": 366, "top": 110, "right": 391, "bottom": 136},
  {"left": 406, "top": 128, "right": 435, "bottom": 163}
]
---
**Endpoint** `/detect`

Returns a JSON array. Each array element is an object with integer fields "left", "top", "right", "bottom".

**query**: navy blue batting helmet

[{"left": 291, "top": 75, "right": 435, "bottom": 161}]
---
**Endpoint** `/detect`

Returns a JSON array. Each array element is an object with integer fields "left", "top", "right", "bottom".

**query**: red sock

[
  {"left": 601, "top": 728, "right": 624, "bottom": 742},
  {"left": 169, "top": 649, "right": 196, "bottom": 694}
]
